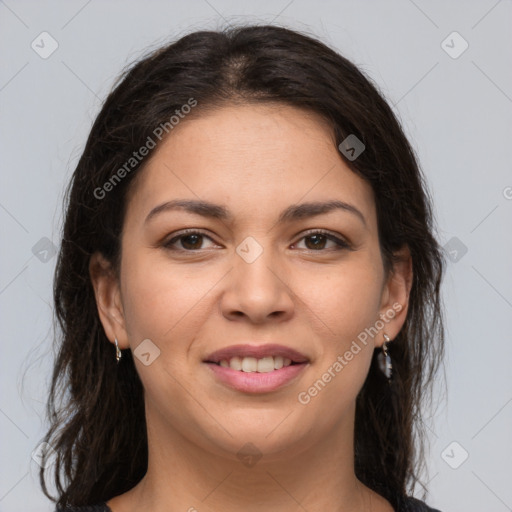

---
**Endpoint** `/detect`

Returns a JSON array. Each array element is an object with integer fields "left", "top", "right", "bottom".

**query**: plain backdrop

[{"left": 1, "top": 1, "right": 511, "bottom": 511}]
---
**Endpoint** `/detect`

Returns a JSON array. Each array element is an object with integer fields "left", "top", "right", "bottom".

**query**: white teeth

[
  {"left": 257, "top": 356, "right": 275, "bottom": 373},
  {"left": 241, "top": 357, "right": 258, "bottom": 372},
  {"left": 229, "top": 356, "right": 243, "bottom": 371},
  {"left": 218, "top": 355, "right": 295, "bottom": 372}
]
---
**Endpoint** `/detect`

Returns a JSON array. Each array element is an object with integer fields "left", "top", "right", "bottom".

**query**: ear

[
  {"left": 376, "top": 245, "right": 413, "bottom": 347},
  {"left": 89, "top": 252, "right": 129, "bottom": 349}
]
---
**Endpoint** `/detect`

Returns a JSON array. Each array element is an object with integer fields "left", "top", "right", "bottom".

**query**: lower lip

[{"left": 204, "top": 362, "right": 308, "bottom": 393}]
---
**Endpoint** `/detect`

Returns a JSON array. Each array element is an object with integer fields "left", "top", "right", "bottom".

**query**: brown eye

[
  {"left": 304, "top": 234, "right": 329, "bottom": 250},
  {"left": 295, "top": 231, "right": 350, "bottom": 251},
  {"left": 179, "top": 233, "right": 204, "bottom": 250},
  {"left": 163, "top": 230, "right": 216, "bottom": 251}
]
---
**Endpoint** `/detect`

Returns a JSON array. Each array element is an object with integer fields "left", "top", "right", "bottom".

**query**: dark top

[{"left": 56, "top": 496, "right": 442, "bottom": 511}]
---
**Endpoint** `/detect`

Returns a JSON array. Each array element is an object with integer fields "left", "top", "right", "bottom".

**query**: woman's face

[{"left": 92, "top": 103, "right": 410, "bottom": 462}]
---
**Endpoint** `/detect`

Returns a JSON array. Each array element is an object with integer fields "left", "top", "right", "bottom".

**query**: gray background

[{"left": 1, "top": 1, "right": 511, "bottom": 511}]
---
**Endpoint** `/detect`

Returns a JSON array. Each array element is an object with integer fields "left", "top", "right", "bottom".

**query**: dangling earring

[
  {"left": 114, "top": 337, "right": 122, "bottom": 363},
  {"left": 378, "top": 333, "right": 392, "bottom": 380}
]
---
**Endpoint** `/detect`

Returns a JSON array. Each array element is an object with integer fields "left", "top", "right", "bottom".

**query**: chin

[{"left": 197, "top": 419, "right": 314, "bottom": 461}]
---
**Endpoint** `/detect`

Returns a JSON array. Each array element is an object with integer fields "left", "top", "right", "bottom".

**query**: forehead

[{"left": 124, "top": 103, "right": 376, "bottom": 228}]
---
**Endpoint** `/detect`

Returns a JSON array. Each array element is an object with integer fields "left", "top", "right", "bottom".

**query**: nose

[{"left": 220, "top": 245, "right": 295, "bottom": 324}]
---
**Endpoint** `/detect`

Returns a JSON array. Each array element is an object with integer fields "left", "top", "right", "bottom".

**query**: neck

[{"left": 109, "top": 401, "right": 376, "bottom": 512}]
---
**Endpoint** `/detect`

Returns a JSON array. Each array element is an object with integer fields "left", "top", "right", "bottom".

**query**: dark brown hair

[{"left": 40, "top": 24, "right": 445, "bottom": 509}]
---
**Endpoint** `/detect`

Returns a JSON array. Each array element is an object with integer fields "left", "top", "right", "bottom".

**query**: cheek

[
  {"left": 119, "top": 250, "right": 222, "bottom": 343},
  {"left": 295, "top": 260, "right": 383, "bottom": 420},
  {"left": 296, "top": 255, "right": 384, "bottom": 343}
]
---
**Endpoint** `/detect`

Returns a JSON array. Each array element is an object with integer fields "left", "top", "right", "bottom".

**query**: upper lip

[{"left": 204, "top": 344, "right": 309, "bottom": 364}]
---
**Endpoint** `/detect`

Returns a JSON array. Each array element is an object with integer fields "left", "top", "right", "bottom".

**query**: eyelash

[{"left": 162, "top": 228, "right": 351, "bottom": 253}]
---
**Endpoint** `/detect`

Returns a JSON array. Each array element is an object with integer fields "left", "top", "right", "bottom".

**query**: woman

[{"left": 40, "top": 25, "right": 445, "bottom": 512}]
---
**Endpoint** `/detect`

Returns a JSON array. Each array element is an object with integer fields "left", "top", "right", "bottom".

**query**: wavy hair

[{"left": 39, "top": 24, "right": 445, "bottom": 509}]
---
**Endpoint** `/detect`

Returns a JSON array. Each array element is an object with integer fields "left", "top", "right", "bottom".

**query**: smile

[{"left": 216, "top": 355, "right": 294, "bottom": 372}]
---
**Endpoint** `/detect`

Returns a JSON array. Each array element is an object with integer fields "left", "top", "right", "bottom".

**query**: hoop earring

[
  {"left": 114, "top": 338, "right": 122, "bottom": 364},
  {"left": 378, "top": 333, "right": 392, "bottom": 380}
]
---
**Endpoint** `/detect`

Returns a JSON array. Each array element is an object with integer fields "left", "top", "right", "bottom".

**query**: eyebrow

[{"left": 144, "top": 198, "right": 367, "bottom": 227}]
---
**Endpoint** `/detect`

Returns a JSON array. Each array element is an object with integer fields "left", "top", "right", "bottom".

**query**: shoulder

[
  {"left": 397, "top": 495, "right": 442, "bottom": 512},
  {"left": 55, "top": 503, "right": 111, "bottom": 512}
]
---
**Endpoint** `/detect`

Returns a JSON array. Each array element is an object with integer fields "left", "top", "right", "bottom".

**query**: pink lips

[
  {"left": 205, "top": 362, "right": 308, "bottom": 393},
  {"left": 203, "top": 343, "right": 310, "bottom": 393}
]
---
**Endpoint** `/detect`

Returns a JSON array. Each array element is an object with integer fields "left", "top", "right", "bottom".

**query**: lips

[{"left": 204, "top": 343, "right": 309, "bottom": 365}]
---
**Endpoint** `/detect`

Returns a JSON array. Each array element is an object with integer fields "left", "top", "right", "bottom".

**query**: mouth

[
  {"left": 203, "top": 344, "right": 310, "bottom": 393},
  {"left": 205, "top": 355, "right": 302, "bottom": 372},
  {"left": 204, "top": 343, "right": 309, "bottom": 372}
]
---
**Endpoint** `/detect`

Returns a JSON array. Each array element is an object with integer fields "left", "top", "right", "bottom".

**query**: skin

[{"left": 90, "top": 103, "right": 412, "bottom": 512}]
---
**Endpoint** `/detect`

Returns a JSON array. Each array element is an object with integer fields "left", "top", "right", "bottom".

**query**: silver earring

[
  {"left": 378, "top": 333, "right": 392, "bottom": 380},
  {"left": 115, "top": 338, "right": 122, "bottom": 363}
]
